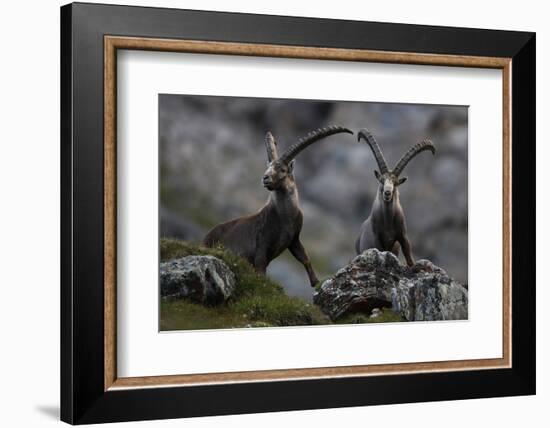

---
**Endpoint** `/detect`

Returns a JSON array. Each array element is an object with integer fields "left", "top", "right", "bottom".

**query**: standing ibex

[
  {"left": 355, "top": 128, "right": 435, "bottom": 266},
  {"left": 203, "top": 126, "right": 353, "bottom": 287}
]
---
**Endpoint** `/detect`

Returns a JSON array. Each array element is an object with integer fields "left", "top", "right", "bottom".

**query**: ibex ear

[
  {"left": 264, "top": 131, "right": 279, "bottom": 162},
  {"left": 287, "top": 160, "right": 295, "bottom": 174},
  {"left": 396, "top": 176, "right": 407, "bottom": 186},
  {"left": 374, "top": 170, "right": 381, "bottom": 181}
]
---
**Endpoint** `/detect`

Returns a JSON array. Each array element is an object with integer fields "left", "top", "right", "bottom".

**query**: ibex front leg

[
  {"left": 288, "top": 236, "right": 319, "bottom": 287},
  {"left": 398, "top": 234, "right": 414, "bottom": 267}
]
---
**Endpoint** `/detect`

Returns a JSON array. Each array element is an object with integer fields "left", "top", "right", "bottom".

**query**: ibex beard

[{"left": 203, "top": 126, "right": 353, "bottom": 288}]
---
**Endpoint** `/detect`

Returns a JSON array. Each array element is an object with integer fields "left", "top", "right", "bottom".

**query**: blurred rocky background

[{"left": 160, "top": 94, "right": 468, "bottom": 300}]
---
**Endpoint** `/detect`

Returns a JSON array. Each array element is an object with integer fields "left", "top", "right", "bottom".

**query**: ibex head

[
  {"left": 358, "top": 128, "right": 435, "bottom": 203},
  {"left": 262, "top": 126, "right": 353, "bottom": 191},
  {"left": 262, "top": 132, "right": 295, "bottom": 191}
]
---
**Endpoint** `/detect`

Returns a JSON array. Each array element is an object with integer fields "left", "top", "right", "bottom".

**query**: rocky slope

[{"left": 313, "top": 249, "right": 468, "bottom": 321}]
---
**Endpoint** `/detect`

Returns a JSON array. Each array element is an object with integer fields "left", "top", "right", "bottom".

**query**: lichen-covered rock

[
  {"left": 370, "top": 308, "right": 382, "bottom": 319},
  {"left": 313, "top": 249, "right": 468, "bottom": 321},
  {"left": 160, "top": 255, "right": 236, "bottom": 305}
]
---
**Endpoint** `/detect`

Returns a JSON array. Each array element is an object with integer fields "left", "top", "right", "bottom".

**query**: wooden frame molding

[{"left": 104, "top": 35, "right": 512, "bottom": 391}]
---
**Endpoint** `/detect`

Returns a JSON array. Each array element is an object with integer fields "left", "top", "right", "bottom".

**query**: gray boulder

[
  {"left": 313, "top": 249, "right": 468, "bottom": 321},
  {"left": 160, "top": 255, "right": 236, "bottom": 305}
]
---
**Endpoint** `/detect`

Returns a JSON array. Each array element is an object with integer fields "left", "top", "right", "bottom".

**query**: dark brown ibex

[
  {"left": 203, "top": 126, "right": 353, "bottom": 287},
  {"left": 355, "top": 128, "right": 435, "bottom": 266}
]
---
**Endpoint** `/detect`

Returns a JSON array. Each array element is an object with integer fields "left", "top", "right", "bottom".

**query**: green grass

[
  {"left": 160, "top": 299, "right": 251, "bottom": 330},
  {"left": 160, "top": 238, "right": 329, "bottom": 330},
  {"left": 233, "top": 297, "right": 324, "bottom": 327}
]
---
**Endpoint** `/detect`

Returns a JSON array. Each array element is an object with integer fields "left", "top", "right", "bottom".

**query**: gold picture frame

[{"left": 103, "top": 35, "right": 512, "bottom": 391}]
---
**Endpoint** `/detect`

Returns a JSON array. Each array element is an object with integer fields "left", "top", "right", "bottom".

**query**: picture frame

[{"left": 60, "top": 2, "right": 535, "bottom": 424}]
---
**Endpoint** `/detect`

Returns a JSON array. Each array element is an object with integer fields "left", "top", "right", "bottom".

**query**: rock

[
  {"left": 246, "top": 321, "right": 274, "bottom": 328},
  {"left": 313, "top": 249, "right": 468, "bottom": 321},
  {"left": 370, "top": 308, "right": 382, "bottom": 318},
  {"left": 160, "top": 256, "right": 236, "bottom": 305}
]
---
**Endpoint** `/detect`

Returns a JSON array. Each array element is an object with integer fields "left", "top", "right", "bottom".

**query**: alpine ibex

[
  {"left": 355, "top": 128, "right": 435, "bottom": 266},
  {"left": 203, "top": 126, "right": 353, "bottom": 287}
]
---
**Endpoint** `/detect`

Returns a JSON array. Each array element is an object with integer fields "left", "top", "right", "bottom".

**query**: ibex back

[
  {"left": 203, "top": 126, "right": 353, "bottom": 287},
  {"left": 355, "top": 128, "right": 435, "bottom": 266}
]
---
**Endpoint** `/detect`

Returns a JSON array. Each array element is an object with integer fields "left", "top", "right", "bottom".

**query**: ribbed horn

[
  {"left": 393, "top": 139, "right": 436, "bottom": 177},
  {"left": 357, "top": 128, "right": 389, "bottom": 174},
  {"left": 279, "top": 126, "right": 353, "bottom": 164},
  {"left": 264, "top": 131, "right": 278, "bottom": 162}
]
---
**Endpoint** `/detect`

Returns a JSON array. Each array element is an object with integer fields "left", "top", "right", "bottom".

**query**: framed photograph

[{"left": 61, "top": 2, "right": 535, "bottom": 424}]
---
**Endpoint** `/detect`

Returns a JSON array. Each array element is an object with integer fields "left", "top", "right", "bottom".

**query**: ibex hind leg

[
  {"left": 201, "top": 231, "right": 215, "bottom": 248},
  {"left": 202, "top": 223, "right": 227, "bottom": 248},
  {"left": 391, "top": 241, "right": 400, "bottom": 258},
  {"left": 253, "top": 254, "right": 268, "bottom": 276}
]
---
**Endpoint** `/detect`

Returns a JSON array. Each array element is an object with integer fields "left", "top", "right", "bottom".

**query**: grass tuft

[{"left": 234, "top": 296, "right": 327, "bottom": 327}]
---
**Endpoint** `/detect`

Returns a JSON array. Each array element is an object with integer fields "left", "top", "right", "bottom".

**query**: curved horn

[
  {"left": 393, "top": 139, "right": 436, "bottom": 177},
  {"left": 357, "top": 128, "right": 389, "bottom": 174},
  {"left": 264, "top": 131, "right": 278, "bottom": 162},
  {"left": 279, "top": 126, "right": 353, "bottom": 164}
]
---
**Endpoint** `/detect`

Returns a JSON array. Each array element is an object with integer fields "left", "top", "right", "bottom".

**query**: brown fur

[{"left": 204, "top": 133, "right": 318, "bottom": 288}]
